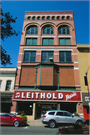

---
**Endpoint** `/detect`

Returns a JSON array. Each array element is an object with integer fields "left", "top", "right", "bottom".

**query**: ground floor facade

[{"left": 11, "top": 90, "right": 83, "bottom": 120}]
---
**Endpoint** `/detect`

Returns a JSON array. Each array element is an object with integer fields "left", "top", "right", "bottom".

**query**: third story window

[
  {"left": 59, "top": 51, "right": 72, "bottom": 63},
  {"left": 26, "top": 38, "right": 37, "bottom": 45},
  {"left": 24, "top": 51, "right": 36, "bottom": 62},
  {"left": 59, "top": 38, "right": 71, "bottom": 45},
  {"left": 6, "top": 81, "right": 11, "bottom": 91},
  {"left": 42, "top": 38, "right": 54, "bottom": 45}
]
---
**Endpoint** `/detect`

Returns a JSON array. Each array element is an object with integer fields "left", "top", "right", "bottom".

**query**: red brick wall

[
  {"left": 59, "top": 68, "right": 75, "bottom": 86},
  {"left": 20, "top": 68, "right": 36, "bottom": 86},
  {"left": 41, "top": 67, "right": 53, "bottom": 85}
]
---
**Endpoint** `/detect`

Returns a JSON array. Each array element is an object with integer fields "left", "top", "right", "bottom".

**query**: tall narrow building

[{"left": 11, "top": 11, "right": 83, "bottom": 120}]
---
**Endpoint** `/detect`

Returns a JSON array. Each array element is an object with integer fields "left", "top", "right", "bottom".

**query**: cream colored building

[
  {"left": 77, "top": 44, "right": 90, "bottom": 122},
  {"left": 0, "top": 68, "right": 17, "bottom": 112}
]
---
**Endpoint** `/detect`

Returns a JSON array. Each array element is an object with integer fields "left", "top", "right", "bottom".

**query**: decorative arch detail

[
  {"left": 24, "top": 22, "right": 40, "bottom": 30},
  {"left": 57, "top": 22, "right": 74, "bottom": 30}
]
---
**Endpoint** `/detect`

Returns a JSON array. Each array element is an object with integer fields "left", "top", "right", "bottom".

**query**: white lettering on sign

[
  {"left": 22, "top": 92, "right": 25, "bottom": 98},
  {"left": 66, "top": 92, "right": 77, "bottom": 101},
  {"left": 27, "top": 92, "right": 30, "bottom": 99},
  {"left": 32, "top": 93, "right": 34, "bottom": 99},
  {"left": 85, "top": 96, "right": 89, "bottom": 101},
  {"left": 15, "top": 92, "right": 20, "bottom": 98},
  {"left": 53, "top": 93, "right": 57, "bottom": 99},
  {"left": 41, "top": 93, "right": 45, "bottom": 99},
  {"left": 35, "top": 92, "right": 39, "bottom": 99},
  {"left": 58, "top": 93, "right": 63, "bottom": 99},
  {"left": 47, "top": 93, "right": 52, "bottom": 99}
]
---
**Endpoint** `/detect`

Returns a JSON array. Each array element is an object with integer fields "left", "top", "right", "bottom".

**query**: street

[{"left": 0, "top": 125, "right": 58, "bottom": 135}]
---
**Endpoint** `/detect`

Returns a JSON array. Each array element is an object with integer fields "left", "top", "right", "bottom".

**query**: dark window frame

[
  {"left": 59, "top": 51, "right": 72, "bottom": 63},
  {"left": 24, "top": 51, "right": 36, "bottom": 62}
]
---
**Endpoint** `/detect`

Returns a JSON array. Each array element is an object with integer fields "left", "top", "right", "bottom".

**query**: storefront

[
  {"left": 13, "top": 90, "right": 82, "bottom": 120},
  {"left": 82, "top": 93, "right": 90, "bottom": 123}
]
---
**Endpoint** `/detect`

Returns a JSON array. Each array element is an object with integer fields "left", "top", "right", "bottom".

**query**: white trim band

[
  {"left": 18, "top": 61, "right": 22, "bottom": 63},
  {"left": 17, "top": 67, "right": 21, "bottom": 69},
  {"left": 74, "top": 68, "right": 79, "bottom": 70}
]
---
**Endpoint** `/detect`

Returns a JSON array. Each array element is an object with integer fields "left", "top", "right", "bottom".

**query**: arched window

[
  {"left": 47, "top": 16, "right": 50, "bottom": 20},
  {"left": 57, "top": 16, "right": 60, "bottom": 20},
  {"left": 42, "top": 16, "right": 45, "bottom": 20},
  {"left": 67, "top": 16, "right": 70, "bottom": 20},
  {"left": 62, "top": 16, "right": 65, "bottom": 20},
  {"left": 27, "top": 26, "right": 38, "bottom": 34},
  {"left": 28, "top": 16, "right": 31, "bottom": 20},
  {"left": 6, "top": 80, "right": 11, "bottom": 91},
  {"left": 52, "top": 16, "right": 55, "bottom": 20},
  {"left": 32, "top": 16, "right": 35, "bottom": 20},
  {"left": 37, "top": 16, "right": 40, "bottom": 20},
  {"left": 43, "top": 26, "right": 54, "bottom": 34},
  {"left": 58, "top": 26, "right": 70, "bottom": 34}
]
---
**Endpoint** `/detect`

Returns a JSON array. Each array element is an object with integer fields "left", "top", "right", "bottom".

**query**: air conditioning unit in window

[{"left": 49, "top": 58, "right": 53, "bottom": 62}]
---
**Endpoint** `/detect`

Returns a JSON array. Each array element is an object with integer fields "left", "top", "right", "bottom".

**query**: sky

[{"left": 1, "top": 0, "right": 90, "bottom": 67}]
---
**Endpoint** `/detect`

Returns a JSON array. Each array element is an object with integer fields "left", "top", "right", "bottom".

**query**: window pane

[
  {"left": 26, "top": 39, "right": 32, "bottom": 45},
  {"left": 60, "top": 52, "right": 65, "bottom": 62},
  {"left": 65, "top": 38, "right": 71, "bottom": 45},
  {"left": 27, "top": 27, "right": 38, "bottom": 34},
  {"left": 66, "top": 52, "right": 71, "bottom": 62},
  {"left": 49, "top": 39, "right": 54, "bottom": 45},
  {"left": 43, "top": 39, "right": 48, "bottom": 45},
  {"left": 6, "top": 81, "right": 11, "bottom": 91},
  {"left": 24, "top": 52, "right": 30, "bottom": 62},
  {"left": 48, "top": 52, "right": 53, "bottom": 57},
  {"left": 42, "top": 52, "right": 47, "bottom": 62},
  {"left": 59, "top": 38, "right": 65, "bottom": 45},
  {"left": 56, "top": 112, "right": 63, "bottom": 116},
  {"left": 32, "top": 39, "right": 37, "bottom": 45}
]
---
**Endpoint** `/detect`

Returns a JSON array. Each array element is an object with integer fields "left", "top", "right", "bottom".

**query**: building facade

[
  {"left": 11, "top": 11, "right": 83, "bottom": 120},
  {"left": 0, "top": 68, "right": 17, "bottom": 113},
  {"left": 77, "top": 44, "right": 90, "bottom": 122}
]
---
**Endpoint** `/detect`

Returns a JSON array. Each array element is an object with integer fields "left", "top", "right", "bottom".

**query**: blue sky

[{"left": 1, "top": 0, "right": 90, "bottom": 67}]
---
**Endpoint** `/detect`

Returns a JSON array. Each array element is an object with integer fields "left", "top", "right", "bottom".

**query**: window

[
  {"left": 0, "top": 113, "right": 10, "bottom": 117},
  {"left": 37, "top": 16, "right": 40, "bottom": 20},
  {"left": 42, "top": 38, "right": 54, "bottom": 45},
  {"left": 0, "top": 80, "right": 2, "bottom": 89},
  {"left": 43, "top": 26, "right": 54, "bottom": 34},
  {"left": 67, "top": 16, "right": 70, "bottom": 20},
  {"left": 32, "top": 16, "right": 35, "bottom": 20},
  {"left": 62, "top": 16, "right": 65, "bottom": 20},
  {"left": 26, "top": 38, "right": 37, "bottom": 45},
  {"left": 59, "top": 51, "right": 72, "bottom": 63},
  {"left": 47, "top": 16, "right": 50, "bottom": 20},
  {"left": 28, "top": 16, "right": 31, "bottom": 20},
  {"left": 59, "top": 38, "right": 71, "bottom": 45},
  {"left": 56, "top": 112, "right": 63, "bottom": 116},
  {"left": 27, "top": 26, "right": 38, "bottom": 35},
  {"left": 63, "top": 112, "right": 71, "bottom": 116},
  {"left": 42, "top": 16, "right": 45, "bottom": 20},
  {"left": 57, "top": 16, "right": 60, "bottom": 20},
  {"left": 52, "top": 16, "right": 55, "bottom": 20},
  {"left": 6, "top": 81, "right": 11, "bottom": 91},
  {"left": 24, "top": 51, "right": 36, "bottom": 62},
  {"left": 48, "top": 112, "right": 55, "bottom": 115},
  {"left": 59, "top": 26, "right": 70, "bottom": 34},
  {"left": 41, "top": 51, "right": 54, "bottom": 62}
]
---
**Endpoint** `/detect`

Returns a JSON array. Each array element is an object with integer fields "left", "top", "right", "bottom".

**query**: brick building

[{"left": 11, "top": 11, "right": 83, "bottom": 120}]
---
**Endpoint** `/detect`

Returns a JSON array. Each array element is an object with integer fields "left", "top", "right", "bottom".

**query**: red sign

[{"left": 13, "top": 90, "right": 82, "bottom": 102}]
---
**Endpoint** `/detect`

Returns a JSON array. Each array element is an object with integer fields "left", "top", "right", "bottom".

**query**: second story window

[
  {"left": 6, "top": 81, "right": 11, "bottom": 91},
  {"left": 41, "top": 51, "right": 54, "bottom": 62},
  {"left": 26, "top": 38, "right": 37, "bottom": 45},
  {"left": 27, "top": 26, "right": 38, "bottom": 34},
  {"left": 24, "top": 51, "right": 36, "bottom": 62},
  {"left": 59, "top": 51, "right": 72, "bottom": 63},
  {"left": 43, "top": 26, "right": 54, "bottom": 34}
]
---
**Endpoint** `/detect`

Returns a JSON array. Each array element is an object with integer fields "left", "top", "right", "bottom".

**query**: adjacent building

[
  {"left": 0, "top": 68, "right": 17, "bottom": 113},
  {"left": 11, "top": 11, "right": 83, "bottom": 120},
  {"left": 77, "top": 44, "right": 90, "bottom": 122}
]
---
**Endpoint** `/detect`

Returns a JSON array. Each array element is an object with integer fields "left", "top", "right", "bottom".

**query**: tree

[{"left": 1, "top": 9, "right": 20, "bottom": 66}]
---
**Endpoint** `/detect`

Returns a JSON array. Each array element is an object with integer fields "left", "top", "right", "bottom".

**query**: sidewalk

[{"left": 28, "top": 119, "right": 44, "bottom": 126}]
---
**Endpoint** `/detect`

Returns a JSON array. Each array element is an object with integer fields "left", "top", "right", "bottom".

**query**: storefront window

[{"left": 17, "top": 102, "right": 33, "bottom": 115}]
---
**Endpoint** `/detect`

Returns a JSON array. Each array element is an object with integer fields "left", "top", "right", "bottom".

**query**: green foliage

[{"left": 1, "top": 9, "right": 20, "bottom": 66}]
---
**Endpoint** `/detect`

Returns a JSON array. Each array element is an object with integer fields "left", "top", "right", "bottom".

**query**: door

[
  {"left": 63, "top": 112, "right": 75, "bottom": 123},
  {"left": 55, "top": 111, "right": 65, "bottom": 123},
  {"left": 2, "top": 113, "right": 13, "bottom": 125}
]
